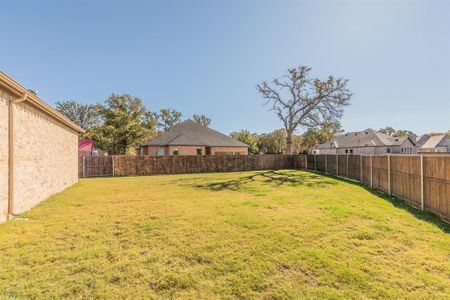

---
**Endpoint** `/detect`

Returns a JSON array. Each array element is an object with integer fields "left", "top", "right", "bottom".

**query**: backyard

[{"left": 0, "top": 170, "right": 449, "bottom": 299}]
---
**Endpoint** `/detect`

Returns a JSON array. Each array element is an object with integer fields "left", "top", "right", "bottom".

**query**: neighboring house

[
  {"left": 138, "top": 119, "right": 248, "bottom": 156},
  {"left": 79, "top": 139, "right": 107, "bottom": 157},
  {"left": 416, "top": 134, "right": 450, "bottom": 153},
  {"left": 0, "top": 71, "right": 83, "bottom": 223},
  {"left": 79, "top": 139, "right": 94, "bottom": 157},
  {"left": 310, "top": 129, "right": 417, "bottom": 155}
]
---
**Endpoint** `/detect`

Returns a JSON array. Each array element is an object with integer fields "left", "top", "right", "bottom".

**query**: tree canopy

[
  {"left": 230, "top": 130, "right": 258, "bottom": 153},
  {"left": 55, "top": 100, "right": 102, "bottom": 132},
  {"left": 301, "top": 122, "right": 344, "bottom": 151},
  {"left": 84, "top": 94, "right": 157, "bottom": 155},
  {"left": 157, "top": 108, "right": 182, "bottom": 132},
  {"left": 379, "top": 126, "right": 415, "bottom": 138}
]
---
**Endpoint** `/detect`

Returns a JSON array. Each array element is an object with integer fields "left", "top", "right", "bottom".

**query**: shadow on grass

[
  {"left": 191, "top": 170, "right": 336, "bottom": 192},
  {"left": 311, "top": 171, "right": 450, "bottom": 233}
]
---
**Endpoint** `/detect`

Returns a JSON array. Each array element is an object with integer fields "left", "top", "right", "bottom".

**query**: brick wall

[
  {"left": 141, "top": 145, "right": 248, "bottom": 156},
  {"left": 143, "top": 146, "right": 169, "bottom": 156},
  {"left": 0, "top": 90, "right": 10, "bottom": 222},
  {"left": 12, "top": 102, "right": 79, "bottom": 214},
  {"left": 0, "top": 86, "right": 79, "bottom": 222},
  {"left": 210, "top": 146, "right": 248, "bottom": 155},
  {"left": 167, "top": 145, "right": 206, "bottom": 155}
]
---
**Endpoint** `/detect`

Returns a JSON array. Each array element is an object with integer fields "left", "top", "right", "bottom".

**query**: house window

[
  {"left": 197, "top": 149, "right": 202, "bottom": 155},
  {"left": 350, "top": 149, "right": 353, "bottom": 154},
  {"left": 172, "top": 149, "right": 179, "bottom": 155},
  {"left": 156, "top": 149, "right": 165, "bottom": 156},
  {"left": 345, "top": 149, "right": 348, "bottom": 154},
  {"left": 387, "top": 148, "right": 391, "bottom": 153}
]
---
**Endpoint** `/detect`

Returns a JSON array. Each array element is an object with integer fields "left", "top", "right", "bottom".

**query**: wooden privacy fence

[
  {"left": 79, "top": 154, "right": 307, "bottom": 178},
  {"left": 306, "top": 154, "right": 450, "bottom": 222}
]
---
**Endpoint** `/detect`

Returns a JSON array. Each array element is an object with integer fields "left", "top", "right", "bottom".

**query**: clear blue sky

[{"left": 1, "top": 0, "right": 449, "bottom": 135}]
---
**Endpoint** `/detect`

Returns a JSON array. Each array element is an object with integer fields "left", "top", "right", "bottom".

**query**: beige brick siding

[
  {"left": 0, "top": 90, "right": 10, "bottom": 222},
  {"left": 0, "top": 86, "right": 79, "bottom": 222},
  {"left": 12, "top": 102, "right": 79, "bottom": 214}
]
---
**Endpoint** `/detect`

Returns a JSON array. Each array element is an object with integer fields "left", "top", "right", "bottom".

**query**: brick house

[
  {"left": 0, "top": 71, "right": 83, "bottom": 222},
  {"left": 79, "top": 139, "right": 94, "bottom": 157},
  {"left": 138, "top": 119, "right": 248, "bottom": 156}
]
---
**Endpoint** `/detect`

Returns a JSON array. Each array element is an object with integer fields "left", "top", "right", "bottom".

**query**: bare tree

[
  {"left": 257, "top": 66, "right": 352, "bottom": 154},
  {"left": 193, "top": 114, "right": 211, "bottom": 127}
]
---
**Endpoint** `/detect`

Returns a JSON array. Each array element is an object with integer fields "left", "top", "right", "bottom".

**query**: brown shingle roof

[{"left": 142, "top": 119, "right": 248, "bottom": 147}]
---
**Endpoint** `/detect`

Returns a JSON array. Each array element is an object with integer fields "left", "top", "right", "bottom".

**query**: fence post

[
  {"left": 360, "top": 155, "right": 363, "bottom": 182},
  {"left": 370, "top": 155, "right": 373, "bottom": 188},
  {"left": 420, "top": 155, "right": 424, "bottom": 211},
  {"left": 314, "top": 154, "right": 317, "bottom": 171},
  {"left": 387, "top": 154, "right": 391, "bottom": 195},
  {"left": 82, "top": 156, "right": 86, "bottom": 178},
  {"left": 305, "top": 155, "right": 308, "bottom": 170},
  {"left": 325, "top": 155, "right": 328, "bottom": 173},
  {"left": 336, "top": 155, "right": 339, "bottom": 176}
]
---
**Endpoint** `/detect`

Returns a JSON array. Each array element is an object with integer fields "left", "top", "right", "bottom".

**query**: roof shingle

[{"left": 142, "top": 119, "right": 248, "bottom": 147}]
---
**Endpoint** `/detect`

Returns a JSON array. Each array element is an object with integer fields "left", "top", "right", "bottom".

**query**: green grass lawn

[{"left": 0, "top": 170, "right": 449, "bottom": 299}]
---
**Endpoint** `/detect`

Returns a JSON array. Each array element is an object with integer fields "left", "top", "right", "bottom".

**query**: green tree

[
  {"left": 158, "top": 108, "right": 182, "bottom": 131},
  {"left": 301, "top": 122, "right": 344, "bottom": 151},
  {"left": 291, "top": 134, "right": 304, "bottom": 154},
  {"left": 379, "top": 126, "right": 414, "bottom": 138},
  {"left": 193, "top": 114, "right": 211, "bottom": 127},
  {"left": 55, "top": 100, "right": 102, "bottom": 132},
  {"left": 85, "top": 94, "right": 157, "bottom": 155},
  {"left": 230, "top": 130, "right": 258, "bottom": 153},
  {"left": 257, "top": 129, "right": 287, "bottom": 154},
  {"left": 257, "top": 66, "right": 352, "bottom": 154}
]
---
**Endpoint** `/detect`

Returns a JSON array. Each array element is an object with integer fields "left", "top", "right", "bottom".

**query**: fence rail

[{"left": 78, "top": 154, "right": 449, "bottom": 221}]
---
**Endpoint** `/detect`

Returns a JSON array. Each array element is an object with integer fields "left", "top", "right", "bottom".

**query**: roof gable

[{"left": 421, "top": 134, "right": 446, "bottom": 149}]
